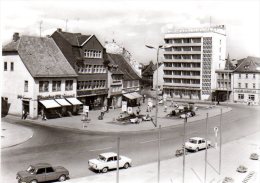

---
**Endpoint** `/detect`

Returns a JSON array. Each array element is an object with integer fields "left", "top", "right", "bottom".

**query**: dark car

[{"left": 16, "top": 163, "right": 69, "bottom": 183}]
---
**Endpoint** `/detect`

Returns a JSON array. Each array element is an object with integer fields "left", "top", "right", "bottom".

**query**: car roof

[
  {"left": 189, "top": 137, "right": 204, "bottom": 140},
  {"left": 100, "top": 152, "right": 117, "bottom": 158},
  {"left": 31, "top": 163, "right": 52, "bottom": 169}
]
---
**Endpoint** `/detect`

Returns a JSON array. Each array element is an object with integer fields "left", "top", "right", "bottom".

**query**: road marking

[
  {"left": 89, "top": 147, "right": 112, "bottom": 152},
  {"left": 139, "top": 137, "right": 170, "bottom": 144}
]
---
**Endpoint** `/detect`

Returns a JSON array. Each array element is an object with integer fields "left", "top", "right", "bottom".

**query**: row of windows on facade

[
  {"left": 164, "top": 89, "right": 200, "bottom": 96},
  {"left": 238, "top": 83, "right": 257, "bottom": 89},
  {"left": 164, "top": 46, "right": 202, "bottom": 52},
  {"left": 24, "top": 80, "right": 74, "bottom": 92},
  {"left": 164, "top": 78, "right": 200, "bottom": 84},
  {"left": 165, "top": 38, "right": 201, "bottom": 44},
  {"left": 164, "top": 63, "right": 201, "bottom": 68},
  {"left": 78, "top": 65, "right": 106, "bottom": 73},
  {"left": 238, "top": 73, "right": 256, "bottom": 79},
  {"left": 164, "top": 54, "right": 201, "bottom": 60},
  {"left": 4, "top": 62, "right": 14, "bottom": 71},
  {"left": 84, "top": 50, "right": 102, "bottom": 58},
  {"left": 238, "top": 94, "right": 255, "bottom": 101},
  {"left": 164, "top": 71, "right": 200, "bottom": 76},
  {"left": 77, "top": 80, "right": 106, "bottom": 90}
]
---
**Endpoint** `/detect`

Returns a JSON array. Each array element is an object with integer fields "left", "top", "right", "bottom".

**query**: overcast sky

[{"left": 1, "top": 0, "right": 260, "bottom": 64}]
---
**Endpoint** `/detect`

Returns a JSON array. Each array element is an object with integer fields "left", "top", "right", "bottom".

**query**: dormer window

[{"left": 84, "top": 50, "right": 102, "bottom": 58}]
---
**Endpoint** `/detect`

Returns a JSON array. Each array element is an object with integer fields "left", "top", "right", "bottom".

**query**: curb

[{"left": 3, "top": 107, "right": 232, "bottom": 135}]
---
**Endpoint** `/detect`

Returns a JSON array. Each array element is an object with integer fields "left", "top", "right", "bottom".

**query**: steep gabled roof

[
  {"left": 233, "top": 56, "right": 260, "bottom": 73},
  {"left": 3, "top": 36, "right": 78, "bottom": 78},
  {"left": 142, "top": 61, "right": 154, "bottom": 76},
  {"left": 107, "top": 53, "right": 141, "bottom": 80},
  {"left": 56, "top": 31, "right": 92, "bottom": 47}
]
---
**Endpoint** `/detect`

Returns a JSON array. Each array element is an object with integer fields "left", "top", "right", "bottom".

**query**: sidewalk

[
  {"left": 59, "top": 132, "right": 260, "bottom": 183},
  {"left": 5, "top": 103, "right": 231, "bottom": 133},
  {"left": 1, "top": 121, "right": 33, "bottom": 149}
]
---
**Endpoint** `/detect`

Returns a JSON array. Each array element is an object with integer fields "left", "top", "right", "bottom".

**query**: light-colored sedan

[
  {"left": 88, "top": 152, "right": 132, "bottom": 173},
  {"left": 185, "top": 137, "right": 211, "bottom": 152}
]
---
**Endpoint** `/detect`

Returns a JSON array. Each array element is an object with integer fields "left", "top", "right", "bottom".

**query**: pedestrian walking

[
  {"left": 164, "top": 105, "right": 168, "bottom": 112},
  {"left": 143, "top": 94, "right": 146, "bottom": 103},
  {"left": 24, "top": 112, "right": 29, "bottom": 120},
  {"left": 136, "top": 106, "right": 141, "bottom": 116}
]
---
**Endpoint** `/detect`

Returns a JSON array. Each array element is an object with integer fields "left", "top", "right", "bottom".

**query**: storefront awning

[
  {"left": 131, "top": 92, "right": 143, "bottom": 98},
  {"left": 39, "top": 100, "right": 61, "bottom": 109},
  {"left": 123, "top": 93, "right": 136, "bottom": 100},
  {"left": 66, "top": 98, "right": 83, "bottom": 105},
  {"left": 55, "top": 99, "right": 71, "bottom": 106}
]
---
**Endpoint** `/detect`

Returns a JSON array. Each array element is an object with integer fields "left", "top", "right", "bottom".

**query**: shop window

[
  {"left": 238, "top": 94, "right": 244, "bottom": 99},
  {"left": 39, "top": 81, "right": 49, "bottom": 92},
  {"left": 65, "top": 80, "right": 73, "bottom": 91},
  {"left": 249, "top": 95, "right": 255, "bottom": 101},
  {"left": 52, "top": 81, "right": 61, "bottom": 92},
  {"left": 24, "top": 80, "right": 28, "bottom": 92}
]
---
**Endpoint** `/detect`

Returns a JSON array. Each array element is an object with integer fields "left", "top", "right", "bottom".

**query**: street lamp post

[{"left": 145, "top": 44, "right": 171, "bottom": 127}]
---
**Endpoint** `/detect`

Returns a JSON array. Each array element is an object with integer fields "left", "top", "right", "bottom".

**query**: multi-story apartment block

[
  {"left": 233, "top": 56, "right": 260, "bottom": 105},
  {"left": 2, "top": 34, "right": 78, "bottom": 119},
  {"left": 163, "top": 25, "right": 226, "bottom": 100},
  {"left": 51, "top": 29, "right": 108, "bottom": 110}
]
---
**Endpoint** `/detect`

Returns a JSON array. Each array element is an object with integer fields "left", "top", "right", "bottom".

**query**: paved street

[{"left": 1, "top": 104, "right": 260, "bottom": 183}]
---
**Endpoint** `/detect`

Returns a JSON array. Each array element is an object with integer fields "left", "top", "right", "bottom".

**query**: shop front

[{"left": 122, "top": 92, "right": 142, "bottom": 107}]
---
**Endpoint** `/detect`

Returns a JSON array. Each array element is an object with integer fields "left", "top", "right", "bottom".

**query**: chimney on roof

[
  {"left": 57, "top": 28, "right": 62, "bottom": 32},
  {"left": 13, "top": 32, "right": 20, "bottom": 42}
]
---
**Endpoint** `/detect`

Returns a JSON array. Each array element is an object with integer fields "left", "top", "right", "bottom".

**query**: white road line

[
  {"left": 139, "top": 137, "right": 170, "bottom": 144},
  {"left": 89, "top": 147, "right": 113, "bottom": 152}
]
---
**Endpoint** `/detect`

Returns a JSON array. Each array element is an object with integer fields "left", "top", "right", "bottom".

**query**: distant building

[
  {"left": 2, "top": 33, "right": 78, "bottom": 119},
  {"left": 163, "top": 25, "right": 226, "bottom": 101},
  {"left": 153, "top": 63, "right": 164, "bottom": 91},
  {"left": 141, "top": 61, "right": 155, "bottom": 88},
  {"left": 232, "top": 56, "right": 260, "bottom": 105},
  {"left": 51, "top": 29, "right": 108, "bottom": 110},
  {"left": 104, "top": 41, "right": 142, "bottom": 77}
]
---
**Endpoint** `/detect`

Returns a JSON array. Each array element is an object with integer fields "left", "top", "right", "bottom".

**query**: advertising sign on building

[{"left": 122, "top": 101, "right": 127, "bottom": 112}]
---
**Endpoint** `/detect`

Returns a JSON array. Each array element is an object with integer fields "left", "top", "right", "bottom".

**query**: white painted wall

[
  {"left": 2, "top": 55, "right": 35, "bottom": 117},
  {"left": 153, "top": 64, "right": 164, "bottom": 90}
]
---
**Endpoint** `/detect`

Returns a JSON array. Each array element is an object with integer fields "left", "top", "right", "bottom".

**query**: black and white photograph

[{"left": 1, "top": 0, "right": 260, "bottom": 183}]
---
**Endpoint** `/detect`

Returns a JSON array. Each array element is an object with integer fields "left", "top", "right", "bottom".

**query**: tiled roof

[
  {"left": 107, "top": 53, "right": 141, "bottom": 80},
  {"left": 57, "top": 31, "right": 91, "bottom": 46},
  {"left": 2, "top": 40, "right": 20, "bottom": 51},
  {"left": 234, "top": 56, "right": 260, "bottom": 73},
  {"left": 3, "top": 36, "right": 78, "bottom": 78},
  {"left": 142, "top": 62, "right": 154, "bottom": 76}
]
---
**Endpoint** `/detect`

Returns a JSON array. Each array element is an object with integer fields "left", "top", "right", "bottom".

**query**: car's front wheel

[
  {"left": 102, "top": 167, "right": 108, "bottom": 173},
  {"left": 30, "top": 180, "right": 38, "bottom": 183},
  {"left": 124, "top": 163, "right": 130, "bottom": 169},
  {"left": 59, "top": 175, "right": 66, "bottom": 182},
  {"left": 195, "top": 147, "right": 199, "bottom": 152}
]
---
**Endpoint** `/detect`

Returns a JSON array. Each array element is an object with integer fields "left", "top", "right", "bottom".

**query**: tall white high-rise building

[{"left": 163, "top": 25, "right": 226, "bottom": 100}]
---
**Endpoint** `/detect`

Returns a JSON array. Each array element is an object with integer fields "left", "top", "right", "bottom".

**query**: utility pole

[
  {"left": 219, "top": 108, "right": 223, "bottom": 175},
  {"left": 182, "top": 116, "right": 187, "bottom": 183},
  {"left": 204, "top": 113, "right": 209, "bottom": 183},
  {"left": 117, "top": 137, "right": 120, "bottom": 183},
  {"left": 158, "top": 125, "right": 161, "bottom": 183}
]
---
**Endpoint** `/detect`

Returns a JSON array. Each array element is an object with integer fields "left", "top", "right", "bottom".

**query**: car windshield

[
  {"left": 189, "top": 139, "right": 197, "bottom": 144},
  {"left": 97, "top": 155, "right": 106, "bottom": 161},
  {"left": 26, "top": 166, "right": 35, "bottom": 174}
]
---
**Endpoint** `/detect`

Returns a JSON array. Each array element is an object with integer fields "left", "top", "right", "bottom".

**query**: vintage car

[
  {"left": 88, "top": 152, "right": 132, "bottom": 173},
  {"left": 16, "top": 163, "right": 69, "bottom": 183},
  {"left": 185, "top": 137, "right": 211, "bottom": 152}
]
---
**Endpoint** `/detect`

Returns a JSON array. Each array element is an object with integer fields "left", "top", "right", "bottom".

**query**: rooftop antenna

[
  {"left": 112, "top": 31, "right": 115, "bottom": 43},
  {"left": 39, "top": 20, "right": 43, "bottom": 37},
  {"left": 65, "top": 19, "right": 68, "bottom": 31},
  {"left": 210, "top": 16, "right": 212, "bottom": 27}
]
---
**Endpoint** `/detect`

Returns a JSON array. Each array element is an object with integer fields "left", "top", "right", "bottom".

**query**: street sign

[
  {"left": 83, "top": 105, "right": 89, "bottom": 113},
  {"left": 127, "top": 107, "right": 133, "bottom": 114}
]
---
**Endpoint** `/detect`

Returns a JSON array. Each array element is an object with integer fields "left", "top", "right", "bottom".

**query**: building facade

[
  {"left": 51, "top": 29, "right": 108, "bottom": 110},
  {"left": 2, "top": 34, "right": 79, "bottom": 119},
  {"left": 162, "top": 25, "right": 226, "bottom": 101},
  {"left": 232, "top": 56, "right": 260, "bottom": 105}
]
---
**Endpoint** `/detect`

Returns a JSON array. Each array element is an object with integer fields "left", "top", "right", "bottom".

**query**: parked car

[
  {"left": 16, "top": 163, "right": 69, "bottom": 183},
  {"left": 88, "top": 152, "right": 132, "bottom": 173},
  {"left": 180, "top": 111, "right": 196, "bottom": 118},
  {"left": 185, "top": 137, "right": 211, "bottom": 152}
]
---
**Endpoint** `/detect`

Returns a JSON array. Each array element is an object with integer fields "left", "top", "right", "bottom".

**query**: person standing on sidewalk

[
  {"left": 24, "top": 111, "right": 29, "bottom": 120},
  {"left": 21, "top": 110, "right": 25, "bottom": 119}
]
